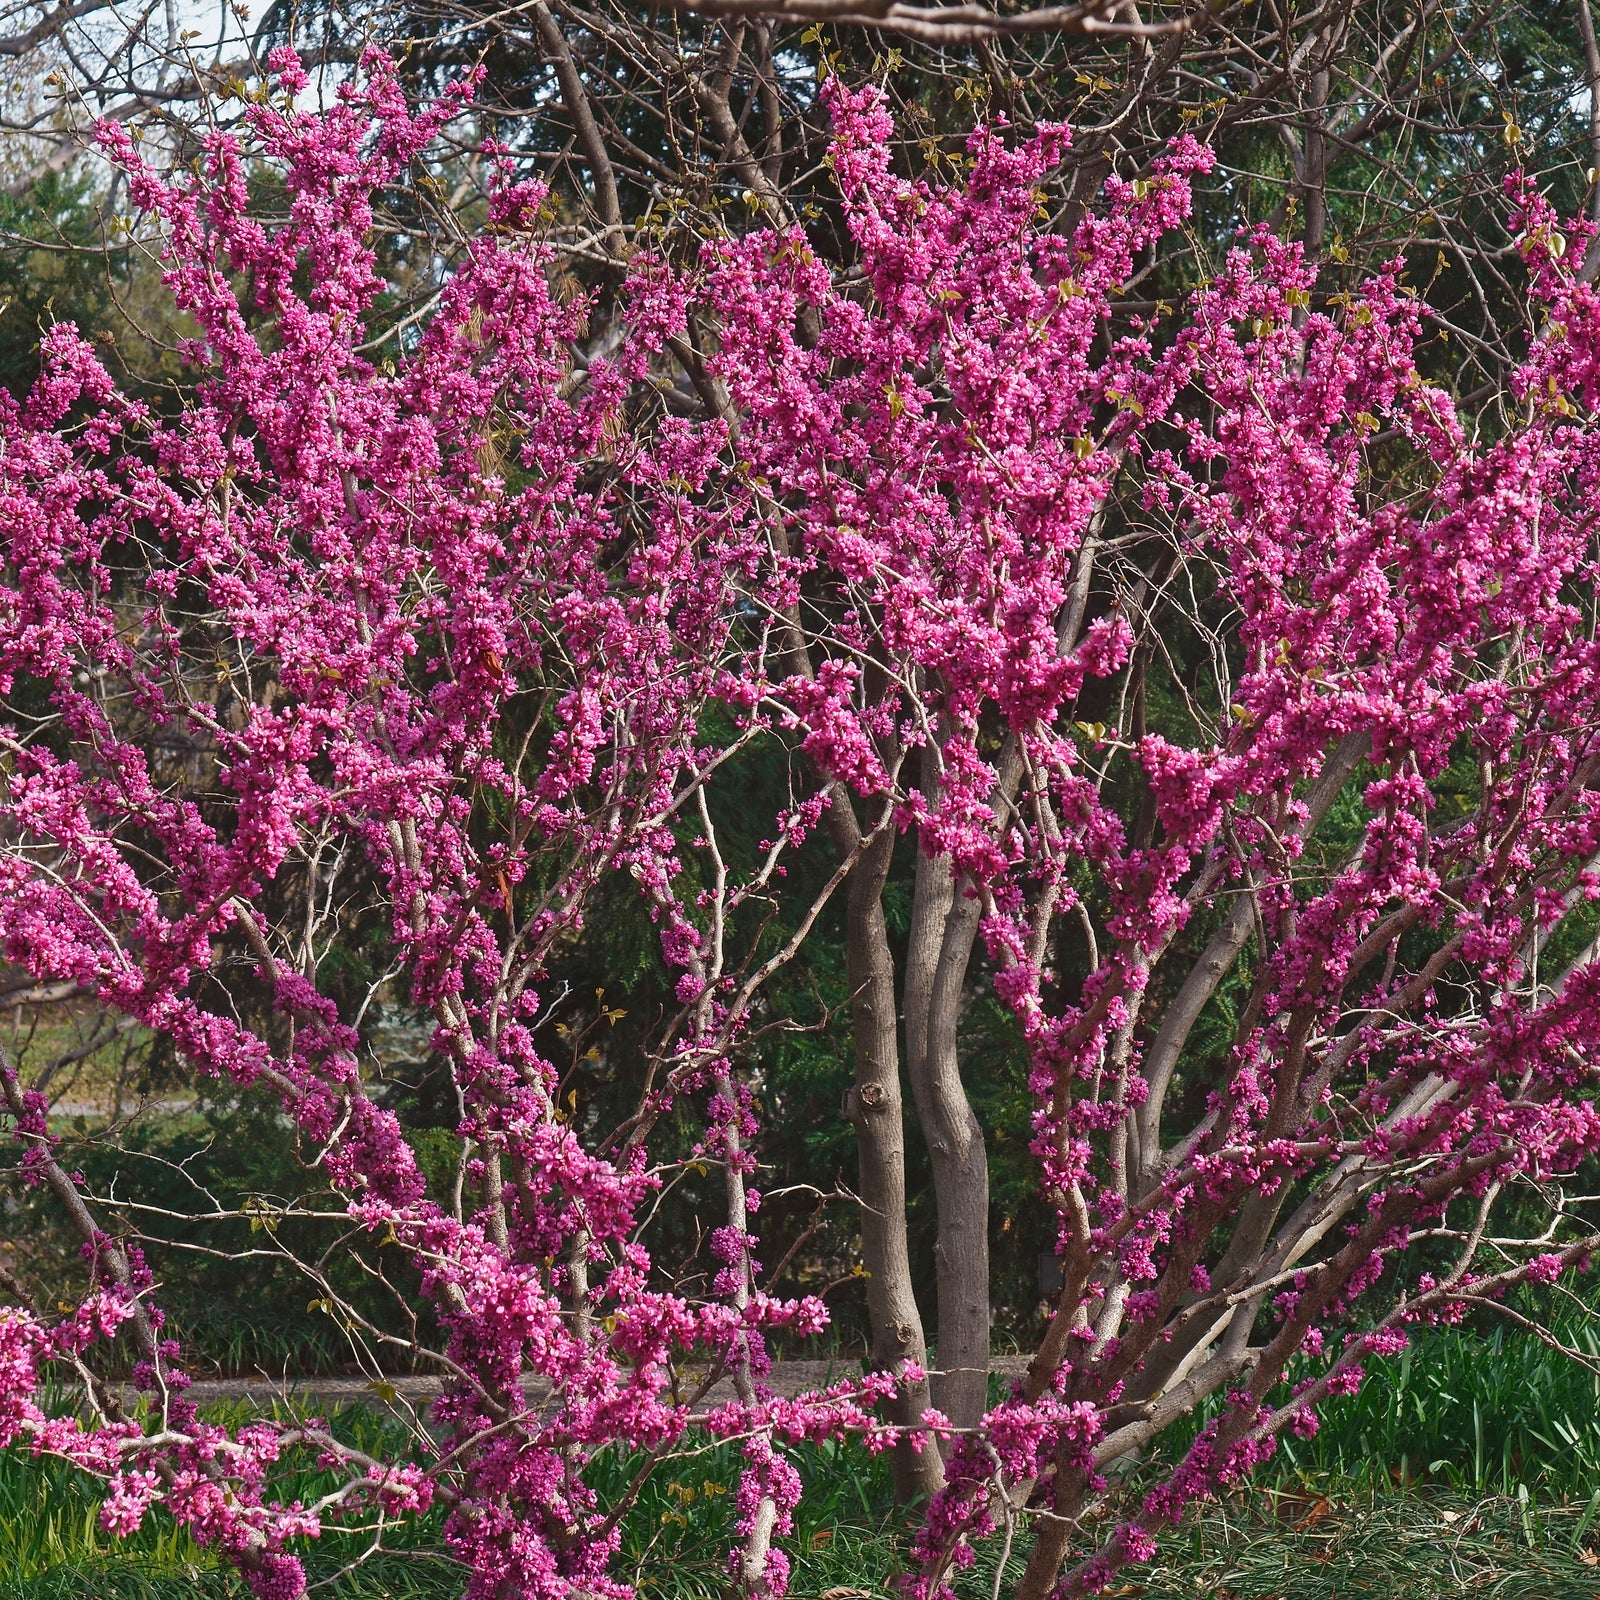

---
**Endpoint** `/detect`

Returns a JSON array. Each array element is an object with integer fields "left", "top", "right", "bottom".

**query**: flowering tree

[
  {"left": 0, "top": 52, "right": 894, "bottom": 1600},
  {"left": 4, "top": 47, "right": 1600, "bottom": 1600},
  {"left": 708, "top": 82, "right": 1600, "bottom": 1598}
]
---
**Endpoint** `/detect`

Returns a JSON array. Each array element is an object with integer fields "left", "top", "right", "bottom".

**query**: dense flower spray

[
  {"left": 3, "top": 50, "right": 1600, "bottom": 1600},
  {"left": 705, "top": 79, "right": 1600, "bottom": 1597},
  {"left": 0, "top": 50, "right": 876, "bottom": 1600}
]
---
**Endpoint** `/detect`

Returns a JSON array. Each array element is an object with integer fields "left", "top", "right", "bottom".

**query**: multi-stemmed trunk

[
  {"left": 843, "top": 537, "right": 1103, "bottom": 1460},
  {"left": 826, "top": 798, "right": 946, "bottom": 1503},
  {"left": 904, "top": 847, "right": 991, "bottom": 1435}
]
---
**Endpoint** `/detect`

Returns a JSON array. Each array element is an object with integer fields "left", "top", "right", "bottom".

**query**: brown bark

[
  {"left": 828, "top": 798, "right": 945, "bottom": 1503},
  {"left": 903, "top": 844, "right": 991, "bottom": 1435},
  {"left": 757, "top": 489, "right": 940, "bottom": 1502},
  {"left": 898, "top": 529, "right": 1103, "bottom": 1438}
]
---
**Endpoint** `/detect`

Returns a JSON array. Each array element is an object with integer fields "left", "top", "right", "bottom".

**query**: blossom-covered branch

[{"left": 5, "top": 47, "right": 1600, "bottom": 1600}]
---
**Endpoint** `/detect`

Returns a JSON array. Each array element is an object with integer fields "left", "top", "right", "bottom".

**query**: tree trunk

[
  {"left": 904, "top": 843, "right": 990, "bottom": 1435},
  {"left": 829, "top": 800, "right": 945, "bottom": 1503}
]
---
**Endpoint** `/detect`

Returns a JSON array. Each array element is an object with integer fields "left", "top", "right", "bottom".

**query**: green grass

[
  {"left": 588, "top": 1434, "right": 903, "bottom": 1600},
  {"left": 1158, "top": 1308, "right": 1600, "bottom": 1501},
  {"left": 0, "top": 1398, "right": 458, "bottom": 1598},
  {"left": 0, "top": 1411, "right": 905, "bottom": 1600},
  {"left": 7, "top": 1311, "right": 1600, "bottom": 1599},
  {"left": 10, "top": 1450, "right": 1600, "bottom": 1600},
  {"left": 0, "top": 1452, "right": 212, "bottom": 1591},
  {"left": 930, "top": 1489, "right": 1600, "bottom": 1599},
  {"left": 5, "top": 1553, "right": 464, "bottom": 1600},
  {"left": 1132, "top": 1489, "right": 1600, "bottom": 1600}
]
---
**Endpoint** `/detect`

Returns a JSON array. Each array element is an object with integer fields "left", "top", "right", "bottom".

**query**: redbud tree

[{"left": 3, "top": 48, "right": 1600, "bottom": 1600}]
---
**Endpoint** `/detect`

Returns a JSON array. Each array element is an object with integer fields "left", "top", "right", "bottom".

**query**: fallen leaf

[{"left": 1302, "top": 1496, "right": 1333, "bottom": 1527}]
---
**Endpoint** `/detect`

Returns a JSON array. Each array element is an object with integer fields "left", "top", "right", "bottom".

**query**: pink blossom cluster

[
  {"left": 700, "top": 79, "right": 1600, "bottom": 1596},
  {"left": 0, "top": 50, "right": 848, "bottom": 1600},
  {"left": 4, "top": 49, "right": 1600, "bottom": 1600}
]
